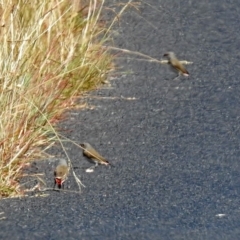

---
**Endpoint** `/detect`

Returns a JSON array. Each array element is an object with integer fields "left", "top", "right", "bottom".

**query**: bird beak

[{"left": 163, "top": 53, "right": 168, "bottom": 57}]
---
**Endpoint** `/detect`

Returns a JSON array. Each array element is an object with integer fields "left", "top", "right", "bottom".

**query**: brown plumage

[
  {"left": 80, "top": 142, "right": 110, "bottom": 167},
  {"left": 53, "top": 159, "right": 69, "bottom": 189},
  {"left": 163, "top": 52, "right": 189, "bottom": 76}
]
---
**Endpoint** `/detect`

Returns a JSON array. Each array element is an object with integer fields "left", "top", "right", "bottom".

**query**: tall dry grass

[{"left": 0, "top": 0, "right": 114, "bottom": 198}]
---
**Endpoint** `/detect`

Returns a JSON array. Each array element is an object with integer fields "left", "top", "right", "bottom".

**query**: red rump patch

[{"left": 55, "top": 178, "right": 62, "bottom": 188}]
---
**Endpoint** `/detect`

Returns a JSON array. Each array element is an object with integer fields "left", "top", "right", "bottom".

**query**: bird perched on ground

[
  {"left": 80, "top": 142, "right": 110, "bottom": 170},
  {"left": 163, "top": 51, "right": 189, "bottom": 76},
  {"left": 53, "top": 159, "right": 69, "bottom": 189}
]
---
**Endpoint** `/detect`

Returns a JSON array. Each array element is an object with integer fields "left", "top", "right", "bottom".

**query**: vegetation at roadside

[{"left": 0, "top": 0, "right": 116, "bottom": 198}]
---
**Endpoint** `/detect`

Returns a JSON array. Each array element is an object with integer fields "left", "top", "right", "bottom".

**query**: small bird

[
  {"left": 163, "top": 52, "right": 189, "bottom": 77},
  {"left": 80, "top": 142, "right": 110, "bottom": 170},
  {"left": 53, "top": 159, "right": 69, "bottom": 189}
]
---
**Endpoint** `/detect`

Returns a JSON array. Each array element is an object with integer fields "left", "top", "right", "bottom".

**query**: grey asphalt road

[{"left": 1, "top": 1, "right": 240, "bottom": 239}]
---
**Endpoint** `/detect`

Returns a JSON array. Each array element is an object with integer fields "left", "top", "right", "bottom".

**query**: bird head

[
  {"left": 80, "top": 142, "right": 91, "bottom": 149},
  {"left": 163, "top": 51, "right": 175, "bottom": 59}
]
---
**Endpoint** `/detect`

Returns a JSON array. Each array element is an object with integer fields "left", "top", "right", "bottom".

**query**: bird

[
  {"left": 163, "top": 52, "right": 189, "bottom": 77},
  {"left": 80, "top": 142, "right": 110, "bottom": 170},
  {"left": 53, "top": 159, "right": 69, "bottom": 189}
]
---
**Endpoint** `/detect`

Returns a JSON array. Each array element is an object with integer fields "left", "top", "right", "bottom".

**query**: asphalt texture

[{"left": 1, "top": 0, "right": 240, "bottom": 239}]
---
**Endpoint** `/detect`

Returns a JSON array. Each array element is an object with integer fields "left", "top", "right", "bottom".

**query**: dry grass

[{"left": 0, "top": 0, "right": 116, "bottom": 198}]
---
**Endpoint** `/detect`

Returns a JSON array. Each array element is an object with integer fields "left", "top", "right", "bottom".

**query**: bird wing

[{"left": 172, "top": 59, "right": 189, "bottom": 75}]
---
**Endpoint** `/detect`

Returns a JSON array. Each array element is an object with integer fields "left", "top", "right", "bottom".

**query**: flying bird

[{"left": 163, "top": 51, "right": 189, "bottom": 77}]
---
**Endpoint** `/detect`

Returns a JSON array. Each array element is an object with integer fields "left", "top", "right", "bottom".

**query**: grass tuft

[{"left": 0, "top": 0, "right": 114, "bottom": 198}]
